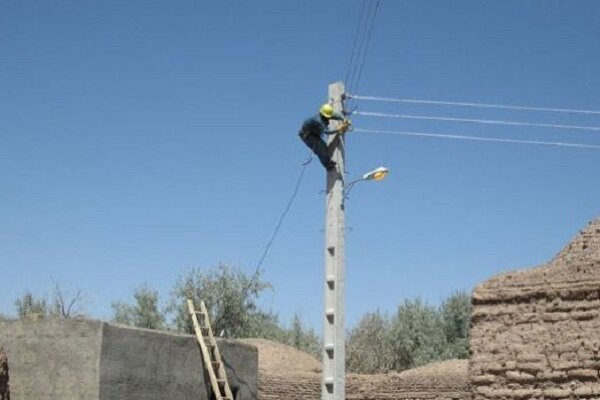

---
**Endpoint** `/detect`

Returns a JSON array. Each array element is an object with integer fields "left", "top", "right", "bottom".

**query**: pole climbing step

[{"left": 187, "top": 299, "right": 234, "bottom": 400}]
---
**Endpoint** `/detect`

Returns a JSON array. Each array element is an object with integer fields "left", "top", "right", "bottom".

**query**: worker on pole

[{"left": 299, "top": 103, "right": 351, "bottom": 170}]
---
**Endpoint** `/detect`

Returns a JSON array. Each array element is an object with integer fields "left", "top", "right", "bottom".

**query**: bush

[
  {"left": 346, "top": 292, "right": 471, "bottom": 373},
  {"left": 112, "top": 284, "right": 166, "bottom": 330}
]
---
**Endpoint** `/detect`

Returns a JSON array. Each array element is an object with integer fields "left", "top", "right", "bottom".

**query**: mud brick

[
  {"left": 543, "top": 388, "right": 572, "bottom": 398},
  {"left": 567, "top": 369, "right": 599, "bottom": 379},
  {"left": 506, "top": 371, "right": 536, "bottom": 383}
]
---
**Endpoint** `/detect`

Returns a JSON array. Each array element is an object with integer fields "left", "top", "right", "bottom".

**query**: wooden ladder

[{"left": 187, "top": 299, "right": 234, "bottom": 400}]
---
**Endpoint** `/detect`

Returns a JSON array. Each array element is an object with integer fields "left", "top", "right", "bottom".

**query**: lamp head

[{"left": 362, "top": 167, "right": 389, "bottom": 181}]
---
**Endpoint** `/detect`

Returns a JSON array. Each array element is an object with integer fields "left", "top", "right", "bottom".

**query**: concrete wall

[
  {"left": 0, "top": 318, "right": 102, "bottom": 400},
  {"left": 0, "top": 319, "right": 258, "bottom": 400},
  {"left": 470, "top": 219, "right": 600, "bottom": 400},
  {"left": 99, "top": 322, "right": 208, "bottom": 400}
]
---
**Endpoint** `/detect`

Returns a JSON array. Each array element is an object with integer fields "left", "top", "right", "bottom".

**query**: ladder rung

[{"left": 188, "top": 299, "right": 232, "bottom": 400}]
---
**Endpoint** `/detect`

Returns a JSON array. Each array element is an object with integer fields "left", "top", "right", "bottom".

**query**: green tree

[
  {"left": 170, "top": 264, "right": 275, "bottom": 338},
  {"left": 282, "top": 313, "right": 321, "bottom": 359},
  {"left": 390, "top": 298, "right": 447, "bottom": 370},
  {"left": 347, "top": 310, "right": 394, "bottom": 373},
  {"left": 346, "top": 293, "right": 472, "bottom": 374},
  {"left": 112, "top": 284, "right": 166, "bottom": 330},
  {"left": 15, "top": 291, "right": 48, "bottom": 319},
  {"left": 440, "top": 291, "right": 471, "bottom": 359}
]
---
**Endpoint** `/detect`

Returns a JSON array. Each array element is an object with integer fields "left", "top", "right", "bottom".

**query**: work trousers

[{"left": 299, "top": 131, "right": 334, "bottom": 169}]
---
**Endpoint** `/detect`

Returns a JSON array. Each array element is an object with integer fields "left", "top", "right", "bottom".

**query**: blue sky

[{"left": 1, "top": 1, "right": 600, "bottom": 330}]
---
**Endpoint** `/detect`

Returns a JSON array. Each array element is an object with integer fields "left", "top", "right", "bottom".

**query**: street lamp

[
  {"left": 344, "top": 166, "right": 389, "bottom": 196},
  {"left": 363, "top": 166, "right": 389, "bottom": 181}
]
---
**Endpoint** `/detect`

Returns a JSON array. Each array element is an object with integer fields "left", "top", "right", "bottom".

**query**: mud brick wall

[
  {"left": 257, "top": 360, "right": 470, "bottom": 400},
  {"left": 470, "top": 219, "right": 600, "bottom": 400},
  {"left": 0, "top": 348, "right": 8, "bottom": 400},
  {"left": 257, "top": 373, "right": 319, "bottom": 400},
  {"left": 245, "top": 338, "right": 470, "bottom": 400},
  {"left": 347, "top": 359, "right": 470, "bottom": 400}
]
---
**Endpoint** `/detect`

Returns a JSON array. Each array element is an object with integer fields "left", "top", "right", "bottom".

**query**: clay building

[{"left": 470, "top": 218, "right": 600, "bottom": 400}]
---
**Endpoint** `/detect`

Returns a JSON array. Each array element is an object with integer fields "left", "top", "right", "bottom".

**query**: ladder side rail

[
  {"left": 187, "top": 299, "right": 224, "bottom": 400},
  {"left": 200, "top": 301, "right": 235, "bottom": 400}
]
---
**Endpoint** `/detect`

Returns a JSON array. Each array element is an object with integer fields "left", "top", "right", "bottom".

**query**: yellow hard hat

[{"left": 319, "top": 103, "right": 334, "bottom": 118}]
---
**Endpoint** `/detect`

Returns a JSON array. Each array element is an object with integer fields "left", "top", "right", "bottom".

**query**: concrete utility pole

[{"left": 322, "top": 81, "right": 346, "bottom": 400}]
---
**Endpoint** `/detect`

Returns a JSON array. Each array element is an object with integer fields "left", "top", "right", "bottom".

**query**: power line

[
  {"left": 345, "top": 1, "right": 381, "bottom": 110},
  {"left": 354, "top": 111, "right": 600, "bottom": 133},
  {"left": 351, "top": 0, "right": 380, "bottom": 98},
  {"left": 346, "top": 1, "right": 377, "bottom": 95},
  {"left": 348, "top": 94, "right": 600, "bottom": 116},
  {"left": 344, "top": 0, "right": 369, "bottom": 88},
  {"left": 353, "top": 128, "right": 600, "bottom": 149}
]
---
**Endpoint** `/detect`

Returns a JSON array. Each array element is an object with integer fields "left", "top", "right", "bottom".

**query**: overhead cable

[
  {"left": 353, "top": 128, "right": 600, "bottom": 150},
  {"left": 344, "top": 0, "right": 369, "bottom": 88},
  {"left": 346, "top": 1, "right": 377, "bottom": 94},
  {"left": 354, "top": 111, "right": 600, "bottom": 133},
  {"left": 348, "top": 94, "right": 600, "bottom": 116},
  {"left": 350, "top": 0, "right": 380, "bottom": 97},
  {"left": 344, "top": 1, "right": 381, "bottom": 111}
]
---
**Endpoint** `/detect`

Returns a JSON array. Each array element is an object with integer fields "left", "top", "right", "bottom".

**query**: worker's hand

[{"left": 338, "top": 119, "right": 352, "bottom": 133}]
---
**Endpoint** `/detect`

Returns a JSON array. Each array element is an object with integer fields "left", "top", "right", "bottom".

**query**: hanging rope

[{"left": 243, "top": 157, "right": 313, "bottom": 296}]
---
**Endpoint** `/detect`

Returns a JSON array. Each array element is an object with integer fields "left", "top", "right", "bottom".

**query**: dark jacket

[{"left": 299, "top": 113, "right": 344, "bottom": 138}]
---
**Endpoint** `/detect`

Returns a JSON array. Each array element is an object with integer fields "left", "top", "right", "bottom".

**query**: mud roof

[{"left": 474, "top": 218, "right": 600, "bottom": 302}]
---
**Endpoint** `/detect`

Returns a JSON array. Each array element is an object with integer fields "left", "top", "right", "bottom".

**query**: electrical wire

[
  {"left": 345, "top": 1, "right": 381, "bottom": 110},
  {"left": 346, "top": 1, "right": 376, "bottom": 94},
  {"left": 353, "top": 128, "right": 600, "bottom": 149},
  {"left": 344, "top": 0, "right": 369, "bottom": 88},
  {"left": 348, "top": 94, "right": 600, "bottom": 116},
  {"left": 247, "top": 157, "right": 312, "bottom": 291},
  {"left": 354, "top": 111, "right": 600, "bottom": 133},
  {"left": 350, "top": 0, "right": 380, "bottom": 98}
]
